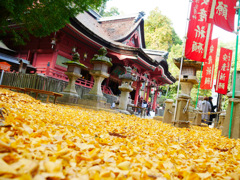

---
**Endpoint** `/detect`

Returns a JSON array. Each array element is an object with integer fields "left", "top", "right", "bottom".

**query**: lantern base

[
  {"left": 82, "top": 93, "right": 107, "bottom": 102},
  {"left": 116, "top": 109, "right": 131, "bottom": 115},
  {"left": 57, "top": 92, "right": 80, "bottom": 105},
  {"left": 78, "top": 94, "right": 111, "bottom": 110}
]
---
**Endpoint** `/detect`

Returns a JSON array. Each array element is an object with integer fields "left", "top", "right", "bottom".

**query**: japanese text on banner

[
  {"left": 185, "top": 0, "right": 213, "bottom": 62},
  {"left": 200, "top": 38, "right": 218, "bottom": 89},
  {"left": 215, "top": 47, "right": 232, "bottom": 94}
]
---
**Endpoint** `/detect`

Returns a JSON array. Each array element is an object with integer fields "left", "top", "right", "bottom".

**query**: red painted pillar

[
  {"left": 145, "top": 85, "right": 151, "bottom": 103},
  {"left": 152, "top": 89, "right": 158, "bottom": 111},
  {"left": 32, "top": 52, "right": 37, "bottom": 67},
  {"left": 46, "top": 62, "right": 50, "bottom": 76},
  {"left": 134, "top": 81, "right": 141, "bottom": 106}
]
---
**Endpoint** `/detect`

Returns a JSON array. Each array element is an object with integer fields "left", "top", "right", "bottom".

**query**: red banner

[
  {"left": 208, "top": 0, "right": 236, "bottom": 32},
  {"left": 185, "top": 0, "right": 213, "bottom": 62},
  {"left": 0, "top": 62, "right": 11, "bottom": 71},
  {"left": 200, "top": 38, "right": 218, "bottom": 89},
  {"left": 215, "top": 47, "right": 232, "bottom": 94}
]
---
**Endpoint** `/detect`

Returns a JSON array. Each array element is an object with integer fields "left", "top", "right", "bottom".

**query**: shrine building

[{"left": 1, "top": 10, "right": 176, "bottom": 110}]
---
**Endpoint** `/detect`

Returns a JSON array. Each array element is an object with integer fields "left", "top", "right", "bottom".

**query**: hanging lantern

[
  {"left": 158, "top": 91, "right": 162, "bottom": 97},
  {"left": 151, "top": 87, "right": 154, "bottom": 94}
]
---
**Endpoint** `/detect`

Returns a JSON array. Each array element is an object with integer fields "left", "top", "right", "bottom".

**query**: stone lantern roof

[
  {"left": 173, "top": 57, "right": 202, "bottom": 71},
  {"left": 90, "top": 47, "right": 113, "bottom": 66},
  {"left": 119, "top": 66, "right": 137, "bottom": 81}
]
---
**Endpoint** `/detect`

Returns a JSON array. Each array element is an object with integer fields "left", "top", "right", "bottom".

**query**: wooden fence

[{"left": 1, "top": 72, "right": 117, "bottom": 103}]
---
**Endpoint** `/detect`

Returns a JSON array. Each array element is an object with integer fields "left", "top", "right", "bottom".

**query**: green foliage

[
  {"left": 144, "top": 8, "right": 182, "bottom": 51},
  {"left": 101, "top": 7, "right": 120, "bottom": 17},
  {"left": 144, "top": 8, "right": 183, "bottom": 101},
  {"left": 191, "top": 84, "right": 212, "bottom": 106},
  {"left": 0, "top": 0, "right": 108, "bottom": 44}
]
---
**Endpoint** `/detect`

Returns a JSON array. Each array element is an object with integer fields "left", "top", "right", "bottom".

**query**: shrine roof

[
  {"left": 98, "top": 12, "right": 145, "bottom": 44},
  {"left": 0, "top": 41, "right": 16, "bottom": 55},
  {"left": 75, "top": 10, "right": 145, "bottom": 47},
  {"left": 143, "top": 49, "right": 169, "bottom": 62},
  {"left": 69, "top": 10, "right": 175, "bottom": 84}
]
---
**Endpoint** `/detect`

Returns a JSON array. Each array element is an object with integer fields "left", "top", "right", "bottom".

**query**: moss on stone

[
  {"left": 90, "top": 47, "right": 112, "bottom": 66},
  {"left": 63, "top": 61, "right": 87, "bottom": 69}
]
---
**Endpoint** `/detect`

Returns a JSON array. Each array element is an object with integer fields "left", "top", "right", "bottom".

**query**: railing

[{"left": 36, "top": 66, "right": 113, "bottom": 95}]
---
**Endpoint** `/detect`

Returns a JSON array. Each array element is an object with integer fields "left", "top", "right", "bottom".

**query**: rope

[
  {"left": 167, "top": 109, "right": 174, "bottom": 114},
  {"left": 190, "top": 110, "right": 225, "bottom": 115},
  {"left": 172, "top": 120, "right": 190, "bottom": 124},
  {"left": 183, "top": 99, "right": 190, "bottom": 113}
]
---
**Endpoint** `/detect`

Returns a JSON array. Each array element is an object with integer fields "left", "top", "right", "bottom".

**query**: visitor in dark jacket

[{"left": 208, "top": 96, "right": 217, "bottom": 125}]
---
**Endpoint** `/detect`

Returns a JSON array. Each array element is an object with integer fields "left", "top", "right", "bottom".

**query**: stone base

[
  {"left": 57, "top": 92, "right": 80, "bottom": 105},
  {"left": 222, "top": 98, "right": 240, "bottom": 139},
  {"left": 227, "top": 92, "right": 240, "bottom": 98},
  {"left": 153, "top": 116, "right": 163, "bottom": 121},
  {"left": 191, "top": 110, "right": 202, "bottom": 126},
  {"left": 116, "top": 109, "right": 131, "bottom": 115},
  {"left": 174, "top": 94, "right": 191, "bottom": 128},
  {"left": 174, "top": 121, "right": 190, "bottom": 128},
  {"left": 82, "top": 93, "right": 107, "bottom": 102},
  {"left": 78, "top": 98, "right": 111, "bottom": 110}
]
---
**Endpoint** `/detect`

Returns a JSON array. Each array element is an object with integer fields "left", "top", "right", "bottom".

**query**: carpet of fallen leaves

[{"left": 0, "top": 88, "right": 240, "bottom": 180}]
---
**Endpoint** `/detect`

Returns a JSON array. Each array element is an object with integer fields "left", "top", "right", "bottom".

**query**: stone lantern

[
  {"left": 58, "top": 52, "right": 87, "bottom": 104},
  {"left": 173, "top": 58, "right": 202, "bottom": 128},
  {"left": 80, "top": 47, "right": 112, "bottom": 109},
  {"left": 118, "top": 66, "right": 137, "bottom": 114},
  {"left": 174, "top": 58, "right": 202, "bottom": 96}
]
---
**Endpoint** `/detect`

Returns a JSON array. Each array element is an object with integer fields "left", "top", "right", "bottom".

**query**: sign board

[{"left": 0, "top": 62, "right": 11, "bottom": 71}]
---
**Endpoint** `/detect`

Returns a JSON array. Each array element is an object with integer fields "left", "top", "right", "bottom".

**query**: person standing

[
  {"left": 201, "top": 97, "right": 211, "bottom": 124},
  {"left": 197, "top": 96, "right": 204, "bottom": 110},
  {"left": 208, "top": 97, "right": 217, "bottom": 125},
  {"left": 147, "top": 102, "right": 151, "bottom": 116},
  {"left": 142, "top": 100, "right": 148, "bottom": 117}
]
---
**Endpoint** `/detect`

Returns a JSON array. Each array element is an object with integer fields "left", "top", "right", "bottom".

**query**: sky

[{"left": 105, "top": 0, "right": 237, "bottom": 44}]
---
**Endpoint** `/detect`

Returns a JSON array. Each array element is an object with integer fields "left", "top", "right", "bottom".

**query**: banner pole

[
  {"left": 229, "top": 2, "right": 240, "bottom": 138},
  {"left": 173, "top": 0, "right": 192, "bottom": 123},
  {"left": 0, "top": 70, "right": 4, "bottom": 85},
  {"left": 195, "top": 62, "right": 203, "bottom": 109}
]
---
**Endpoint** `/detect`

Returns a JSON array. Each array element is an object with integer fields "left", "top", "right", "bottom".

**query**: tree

[
  {"left": 144, "top": 8, "right": 182, "bottom": 101},
  {"left": 0, "top": 0, "right": 108, "bottom": 44},
  {"left": 144, "top": 7, "right": 182, "bottom": 52},
  {"left": 101, "top": 7, "right": 120, "bottom": 17}
]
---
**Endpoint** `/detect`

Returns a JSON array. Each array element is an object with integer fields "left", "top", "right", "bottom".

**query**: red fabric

[
  {"left": 185, "top": 0, "right": 213, "bottom": 62},
  {"left": 200, "top": 38, "right": 218, "bottom": 89},
  {"left": 210, "top": 0, "right": 236, "bottom": 32},
  {"left": 215, "top": 47, "right": 233, "bottom": 94},
  {"left": 0, "top": 62, "right": 11, "bottom": 71}
]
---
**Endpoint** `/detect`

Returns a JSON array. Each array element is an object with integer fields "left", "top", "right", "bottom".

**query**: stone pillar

[
  {"left": 88, "top": 70, "right": 109, "bottom": 98},
  {"left": 222, "top": 71, "right": 240, "bottom": 139},
  {"left": 58, "top": 52, "right": 87, "bottom": 104},
  {"left": 171, "top": 103, "right": 176, "bottom": 122},
  {"left": 188, "top": 106, "right": 195, "bottom": 122},
  {"left": 192, "top": 109, "right": 202, "bottom": 126},
  {"left": 163, "top": 99, "right": 174, "bottom": 124},
  {"left": 174, "top": 94, "right": 191, "bottom": 128},
  {"left": 222, "top": 98, "right": 240, "bottom": 139},
  {"left": 118, "top": 67, "right": 137, "bottom": 114},
  {"left": 218, "top": 112, "right": 226, "bottom": 129},
  {"left": 64, "top": 71, "right": 82, "bottom": 94},
  {"left": 181, "top": 81, "right": 194, "bottom": 96}
]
